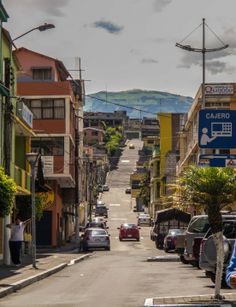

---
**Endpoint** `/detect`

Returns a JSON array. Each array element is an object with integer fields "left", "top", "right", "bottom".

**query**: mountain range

[{"left": 85, "top": 89, "right": 193, "bottom": 118}]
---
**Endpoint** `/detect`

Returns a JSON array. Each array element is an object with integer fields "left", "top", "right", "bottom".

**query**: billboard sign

[
  {"left": 198, "top": 109, "right": 236, "bottom": 148},
  {"left": 198, "top": 154, "right": 236, "bottom": 167},
  {"left": 205, "top": 84, "right": 234, "bottom": 95}
]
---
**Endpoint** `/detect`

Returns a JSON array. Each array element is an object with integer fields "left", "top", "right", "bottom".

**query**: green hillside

[{"left": 85, "top": 89, "right": 193, "bottom": 118}]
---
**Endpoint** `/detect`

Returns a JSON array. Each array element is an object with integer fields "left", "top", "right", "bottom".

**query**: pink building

[{"left": 15, "top": 48, "right": 83, "bottom": 247}]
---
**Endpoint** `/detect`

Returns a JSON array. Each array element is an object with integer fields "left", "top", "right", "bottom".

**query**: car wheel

[
  {"left": 119, "top": 237, "right": 122, "bottom": 241},
  {"left": 105, "top": 246, "right": 110, "bottom": 251},
  {"left": 137, "top": 237, "right": 140, "bottom": 241},
  {"left": 164, "top": 247, "right": 169, "bottom": 253}
]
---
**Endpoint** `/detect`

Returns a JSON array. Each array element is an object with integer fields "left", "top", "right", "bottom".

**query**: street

[{"left": 0, "top": 139, "right": 234, "bottom": 307}]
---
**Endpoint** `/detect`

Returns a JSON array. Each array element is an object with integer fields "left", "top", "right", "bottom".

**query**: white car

[{"left": 137, "top": 213, "right": 152, "bottom": 226}]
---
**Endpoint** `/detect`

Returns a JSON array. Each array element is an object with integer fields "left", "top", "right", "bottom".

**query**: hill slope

[{"left": 85, "top": 89, "right": 193, "bottom": 118}]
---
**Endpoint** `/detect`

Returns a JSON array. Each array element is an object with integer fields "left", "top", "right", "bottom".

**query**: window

[
  {"left": 92, "top": 131, "right": 98, "bottom": 136},
  {"left": 25, "top": 99, "right": 65, "bottom": 119},
  {"left": 32, "top": 68, "right": 52, "bottom": 80},
  {"left": 31, "top": 137, "right": 64, "bottom": 156}
]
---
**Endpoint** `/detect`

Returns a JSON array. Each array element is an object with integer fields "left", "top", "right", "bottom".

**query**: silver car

[
  {"left": 81, "top": 228, "right": 110, "bottom": 251},
  {"left": 138, "top": 213, "right": 152, "bottom": 226}
]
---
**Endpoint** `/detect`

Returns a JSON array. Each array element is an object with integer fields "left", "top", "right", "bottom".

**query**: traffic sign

[
  {"left": 198, "top": 154, "right": 236, "bottom": 167},
  {"left": 198, "top": 109, "right": 236, "bottom": 148}
]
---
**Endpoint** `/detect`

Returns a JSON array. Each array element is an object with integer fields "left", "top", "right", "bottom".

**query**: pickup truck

[
  {"left": 199, "top": 219, "right": 236, "bottom": 286},
  {"left": 184, "top": 213, "right": 236, "bottom": 267}
]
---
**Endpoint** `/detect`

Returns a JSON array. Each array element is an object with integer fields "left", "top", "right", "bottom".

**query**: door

[{"left": 36, "top": 211, "right": 52, "bottom": 246}]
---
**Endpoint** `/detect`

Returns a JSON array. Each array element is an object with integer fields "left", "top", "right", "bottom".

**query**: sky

[{"left": 3, "top": 0, "right": 236, "bottom": 97}]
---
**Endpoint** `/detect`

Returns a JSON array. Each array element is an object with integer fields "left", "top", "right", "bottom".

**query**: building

[
  {"left": 158, "top": 113, "right": 185, "bottom": 209},
  {"left": 141, "top": 117, "right": 159, "bottom": 139},
  {"left": 84, "top": 111, "right": 128, "bottom": 129},
  {"left": 177, "top": 83, "right": 236, "bottom": 177},
  {"left": 15, "top": 47, "right": 84, "bottom": 247},
  {"left": 83, "top": 127, "right": 105, "bottom": 146}
]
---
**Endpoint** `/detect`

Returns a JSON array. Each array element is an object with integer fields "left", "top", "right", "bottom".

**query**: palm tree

[{"left": 178, "top": 165, "right": 236, "bottom": 299}]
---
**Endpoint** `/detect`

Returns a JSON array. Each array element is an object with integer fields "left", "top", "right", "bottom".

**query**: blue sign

[
  {"left": 199, "top": 154, "right": 236, "bottom": 167},
  {"left": 198, "top": 110, "right": 236, "bottom": 148}
]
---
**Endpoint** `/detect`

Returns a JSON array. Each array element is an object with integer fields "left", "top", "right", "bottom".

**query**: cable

[{"left": 179, "top": 22, "right": 202, "bottom": 44}]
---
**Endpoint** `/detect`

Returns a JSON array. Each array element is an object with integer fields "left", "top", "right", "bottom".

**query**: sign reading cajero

[{"left": 205, "top": 84, "right": 234, "bottom": 96}]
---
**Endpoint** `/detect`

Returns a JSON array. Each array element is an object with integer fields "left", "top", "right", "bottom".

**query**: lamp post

[
  {"left": 12, "top": 23, "right": 55, "bottom": 42},
  {"left": 26, "top": 152, "right": 40, "bottom": 269}
]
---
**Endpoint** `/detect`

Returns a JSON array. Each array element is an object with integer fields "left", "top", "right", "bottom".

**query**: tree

[
  {"left": 178, "top": 165, "right": 236, "bottom": 299},
  {"left": 0, "top": 167, "right": 16, "bottom": 217}
]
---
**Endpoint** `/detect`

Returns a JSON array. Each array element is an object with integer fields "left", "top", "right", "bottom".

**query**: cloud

[
  {"left": 141, "top": 58, "right": 159, "bottom": 64},
  {"left": 92, "top": 20, "right": 123, "bottom": 34},
  {"left": 206, "top": 61, "right": 236, "bottom": 75},
  {"left": 153, "top": 0, "right": 172, "bottom": 12},
  {"left": 6, "top": 0, "right": 70, "bottom": 17}
]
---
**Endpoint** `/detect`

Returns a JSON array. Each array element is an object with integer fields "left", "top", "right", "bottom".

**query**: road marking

[
  {"left": 111, "top": 218, "right": 127, "bottom": 221},
  {"left": 121, "top": 160, "right": 130, "bottom": 163},
  {"left": 109, "top": 203, "right": 120, "bottom": 207}
]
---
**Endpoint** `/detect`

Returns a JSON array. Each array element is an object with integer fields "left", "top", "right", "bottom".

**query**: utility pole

[{"left": 74, "top": 57, "right": 84, "bottom": 248}]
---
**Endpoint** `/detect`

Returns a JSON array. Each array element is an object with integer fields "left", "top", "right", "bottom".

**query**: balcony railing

[{"left": 14, "top": 165, "right": 30, "bottom": 193}]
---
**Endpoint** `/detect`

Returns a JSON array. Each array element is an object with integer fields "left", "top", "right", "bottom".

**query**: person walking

[{"left": 7, "top": 217, "right": 30, "bottom": 266}]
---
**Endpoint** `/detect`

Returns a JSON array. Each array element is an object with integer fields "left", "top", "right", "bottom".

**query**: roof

[
  {"left": 84, "top": 127, "right": 105, "bottom": 133},
  {"left": 155, "top": 208, "right": 191, "bottom": 224},
  {"left": 14, "top": 47, "right": 69, "bottom": 80}
]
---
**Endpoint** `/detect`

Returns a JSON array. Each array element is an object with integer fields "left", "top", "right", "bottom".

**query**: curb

[
  {"left": 0, "top": 253, "right": 91, "bottom": 299},
  {"left": 147, "top": 256, "right": 180, "bottom": 262},
  {"left": 144, "top": 294, "right": 236, "bottom": 307}
]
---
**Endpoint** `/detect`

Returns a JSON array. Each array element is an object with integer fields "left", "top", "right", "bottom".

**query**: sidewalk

[{"left": 0, "top": 245, "right": 91, "bottom": 299}]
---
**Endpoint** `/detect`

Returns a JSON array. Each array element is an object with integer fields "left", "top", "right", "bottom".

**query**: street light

[
  {"left": 26, "top": 152, "right": 40, "bottom": 269},
  {"left": 12, "top": 23, "right": 55, "bottom": 42}
]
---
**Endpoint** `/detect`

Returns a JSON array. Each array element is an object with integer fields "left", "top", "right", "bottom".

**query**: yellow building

[{"left": 158, "top": 112, "right": 185, "bottom": 209}]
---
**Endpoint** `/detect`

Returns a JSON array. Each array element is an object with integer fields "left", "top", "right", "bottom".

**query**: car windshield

[
  {"left": 122, "top": 223, "right": 137, "bottom": 228},
  {"left": 187, "top": 216, "right": 210, "bottom": 234},
  {"left": 168, "top": 229, "right": 184, "bottom": 235},
  {"left": 86, "top": 229, "right": 107, "bottom": 236}
]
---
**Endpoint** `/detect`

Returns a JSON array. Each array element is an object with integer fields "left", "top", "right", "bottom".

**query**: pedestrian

[
  {"left": 7, "top": 217, "right": 30, "bottom": 266},
  {"left": 226, "top": 242, "right": 236, "bottom": 288}
]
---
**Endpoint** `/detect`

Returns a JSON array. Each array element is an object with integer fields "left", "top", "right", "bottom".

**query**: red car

[{"left": 118, "top": 223, "right": 140, "bottom": 241}]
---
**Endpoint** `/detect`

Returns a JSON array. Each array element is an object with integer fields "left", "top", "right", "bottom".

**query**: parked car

[
  {"left": 85, "top": 221, "right": 108, "bottom": 230},
  {"left": 184, "top": 213, "right": 236, "bottom": 266},
  {"left": 125, "top": 187, "right": 131, "bottom": 194},
  {"left": 137, "top": 213, "right": 152, "bottom": 226},
  {"left": 150, "top": 224, "right": 159, "bottom": 241},
  {"left": 95, "top": 205, "right": 109, "bottom": 218},
  {"left": 183, "top": 215, "right": 211, "bottom": 265},
  {"left": 129, "top": 144, "right": 135, "bottom": 149},
  {"left": 118, "top": 223, "right": 140, "bottom": 241},
  {"left": 199, "top": 219, "right": 236, "bottom": 285},
  {"left": 163, "top": 229, "right": 185, "bottom": 252},
  {"left": 81, "top": 228, "right": 110, "bottom": 251},
  {"left": 175, "top": 231, "right": 188, "bottom": 264},
  {"left": 102, "top": 184, "right": 109, "bottom": 191},
  {"left": 97, "top": 200, "right": 106, "bottom": 207},
  {"left": 93, "top": 217, "right": 107, "bottom": 225}
]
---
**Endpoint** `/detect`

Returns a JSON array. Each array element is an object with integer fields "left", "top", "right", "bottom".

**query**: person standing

[
  {"left": 7, "top": 217, "right": 30, "bottom": 266},
  {"left": 226, "top": 242, "right": 236, "bottom": 288}
]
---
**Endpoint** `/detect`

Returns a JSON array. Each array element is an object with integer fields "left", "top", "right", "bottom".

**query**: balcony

[
  {"left": 14, "top": 165, "right": 31, "bottom": 195},
  {"left": 41, "top": 156, "right": 75, "bottom": 188}
]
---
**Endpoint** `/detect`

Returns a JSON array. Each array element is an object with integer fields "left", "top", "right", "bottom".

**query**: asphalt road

[{"left": 0, "top": 138, "right": 234, "bottom": 307}]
